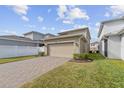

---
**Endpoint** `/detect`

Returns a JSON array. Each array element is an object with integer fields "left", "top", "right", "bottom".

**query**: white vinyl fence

[{"left": 0, "top": 45, "right": 39, "bottom": 58}]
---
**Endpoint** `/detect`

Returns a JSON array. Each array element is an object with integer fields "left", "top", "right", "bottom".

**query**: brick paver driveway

[{"left": 0, "top": 56, "right": 70, "bottom": 88}]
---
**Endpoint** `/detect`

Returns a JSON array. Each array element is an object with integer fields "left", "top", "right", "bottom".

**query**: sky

[{"left": 0, "top": 5, "right": 124, "bottom": 42}]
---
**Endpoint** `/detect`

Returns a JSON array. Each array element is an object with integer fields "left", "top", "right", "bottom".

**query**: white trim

[{"left": 46, "top": 40, "right": 75, "bottom": 45}]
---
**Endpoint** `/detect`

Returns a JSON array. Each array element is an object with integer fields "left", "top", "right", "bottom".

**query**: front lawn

[
  {"left": 0, "top": 55, "right": 38, "bottom": 64},
  {"left": 22, "top": 56, "right": 124, "bottom": 88},
  {"left": 22, "top": 54, "right": 124, "bottom": 88}
]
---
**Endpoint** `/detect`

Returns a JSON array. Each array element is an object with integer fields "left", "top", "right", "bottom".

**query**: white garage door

[{"left": 48, "top": 43, "right": 74, "bottom": 58}]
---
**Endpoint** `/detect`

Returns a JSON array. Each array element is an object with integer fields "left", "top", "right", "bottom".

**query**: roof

[
  {"left": 45, "top": 33, "right": 56, "bottom": 36},
  {"left": 91, "top": 41, "right": 99, "bottom": 44},
  {"left": 44, "top": 33, "right": 84, "bottom": 41},
  {"left": 58, "top": 27, "right": 88, "bottom": 34},
  {"left": 23, "top": 31, "right": 44, "bottom": 35},
  {"left": 98, "top": 17, "right": 124, "bottom": 37},
  {"left": 0, "top": 35, "right": 39, "bottom": 43},
  {"left": 103, "top": 28, "right": 124, "bottom": 37}
]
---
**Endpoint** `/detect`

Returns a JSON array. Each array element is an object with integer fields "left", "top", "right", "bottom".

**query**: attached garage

[
  {"left": 48, "top": 42, "right": 74, "bottom": 58},
  {"left": 44, "top": 27, "right": 91, "bottom": 58}
]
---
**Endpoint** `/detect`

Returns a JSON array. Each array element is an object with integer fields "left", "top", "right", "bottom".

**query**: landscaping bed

[
  {"left": 71, "top": 53, "right": 105, "bottom": 63},
  {"left": 69, "top": 59, "right": 93, "bottom": 63}
]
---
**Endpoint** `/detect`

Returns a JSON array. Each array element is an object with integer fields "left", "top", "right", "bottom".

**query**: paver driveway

[{"left": 0, "top": 56, "right": 70, "bottom": 88}]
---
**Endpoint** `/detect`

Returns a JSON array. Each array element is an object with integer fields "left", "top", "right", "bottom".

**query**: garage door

[{"left": 48, "top": 43, "right": 74, "bottom": 58}]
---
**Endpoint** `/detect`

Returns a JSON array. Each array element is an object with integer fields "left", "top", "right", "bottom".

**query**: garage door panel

[{"left": 48, "top": 43, "right": 74, "bottom": 58}]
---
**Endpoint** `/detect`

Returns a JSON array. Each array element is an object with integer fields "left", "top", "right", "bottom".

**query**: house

[
  {"left": 0, "top": 31, "right": 55, "bottom": 58},
  {"left": 44, "top": 27, "right": 91, "bottom": 58},
  {"left": 98, "top": 17, "right": 124, "bottom": 60},
  {"left": 23, "top": 31, "right": 55, "bottom": 52},
  {"left": 44, "top": 33, "right": 56, "bottom": 39},
  {"left": 90, "top": 41, "right": 99, "bottom": 53}
]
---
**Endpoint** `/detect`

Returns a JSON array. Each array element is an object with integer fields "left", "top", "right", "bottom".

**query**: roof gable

[
  {"left": 23, "top": 31, "right": 44, "bottom": 36},
  {"left": 98, "top": 17, "right": 124, "bottom": 37}
]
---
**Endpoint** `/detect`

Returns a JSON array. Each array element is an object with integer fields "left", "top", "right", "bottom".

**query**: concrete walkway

[{"left": 0, "top": 56, "right": 70, "bottom": 88}]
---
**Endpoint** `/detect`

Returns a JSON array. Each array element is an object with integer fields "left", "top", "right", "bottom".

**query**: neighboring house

[
  {"left": 24, "top": 31, "right": 45, "bottom": 40},
  {"left": 44, "top": 33, "right": 56, "bottom": 39},
  {"left": 44, "top": 27, "right": 91, "bottom": 58},
  {"left": 23, "top": 31, "right": 55, "bottom": 52},
  {"left": 0, "top": 31, "right": 55, "bottom": 58},
  {"left": 90, "top": 41, "right": 99, "bottom": 53},
  {"left": 98, "top": 17, "right": 124, "bottom": 60},
  {"left": 24, "top": 31, "right": 55, "bottom": 40},
  {"left": 0, "top": 35, "right": 40, "bottom": 58}
]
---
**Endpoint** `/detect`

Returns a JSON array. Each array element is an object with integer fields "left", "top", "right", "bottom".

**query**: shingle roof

[
  {"left": 23, "top": 31, "right": 44, "bottom": 35},
  {"left": 45, "top": 33, "right": 56, "bottom": 36},
  {"left": 58, "top": 27, "right": 88, "bottom": 34},
  {"left": 0, "top": 35, "right": 38, "bottom": 43},
  {"left": 44, "top": 33, "right": 84, "bottom": 41}
]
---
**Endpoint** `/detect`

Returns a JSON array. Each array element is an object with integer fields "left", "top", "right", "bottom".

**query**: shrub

[
  {"left": 73, "top": 53, "right": 105, "bottom": 60},
  {"left": 84, "top": 54, "right": 88, "bottom": 59},
  {"left": 86, "top": 53, "right": 105, "bottom": 60},
  {"left": 73, "top": 53, "right": 89, "bottom": 60},
  {"left": 38, "top": 52, "right": 45, "bottom": 56},
  {"left": 73, "top": 54, "right": 80, "bottom": 60}
]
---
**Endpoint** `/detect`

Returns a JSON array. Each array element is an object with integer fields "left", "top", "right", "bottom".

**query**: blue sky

[{"left": 0, "top": 5, "right": 124, "bottom": 42}]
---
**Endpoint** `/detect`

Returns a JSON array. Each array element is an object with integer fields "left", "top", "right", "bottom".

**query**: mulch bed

[{"left": 69, "top": 58, "right": 93, "bottom": 63}]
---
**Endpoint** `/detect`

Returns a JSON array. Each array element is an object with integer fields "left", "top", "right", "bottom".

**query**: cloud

[
  {"left": 48, "top": 9, "right": 51, "bottom": 13},
  {"left": 11, "top": 5, "right": 29, "bottom": 22},
  {"left": 37, "top": 16, "right": 44, "bottom": 22},
  {"left": 12, "top": 5, "right": 29, "bottom": 15},
  {"left": 21, "top": 16, "right": 29, "bottom": 21},
  {"left": 68, "top": 7, "right": 89, "bottom": 20},
  {"left": 62, "top": 20, "right": 72, "bottom": 24},
  {"left": 95, "top": 22, "right": 100, "bottom": 27},
  {"left": 104, "top": 12, "right": 110, "bottom": 17},
  {"left": 73, "top": 24, "right": 87, "bottom": 29},
  {"left": 41, "top": 26, "right": 46, "bottom": 30},
  {"left": 105, "top": 5, "right": 124, "bottom": 17},
  {"left": 24, "top": 24, "right": 36, "bottom": 28},
  {"left": 2, "top": 30, "right": 17, "bottom": 35},
  {"left": 51, "top": 27, "right": 55, "bottom": 31},
  {"left": 41, "top": 26, "right": 55, "bottom": 31},
  {"left": 57, "top": 5, "right": 89, "bottom": 24},
  {"left": 57, "top": 5, "right": 68, "bottom": 19}
]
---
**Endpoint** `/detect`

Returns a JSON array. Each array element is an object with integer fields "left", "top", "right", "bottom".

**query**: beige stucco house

[{"left": 44, "top": 27, "right": 91, "bottom": 58}]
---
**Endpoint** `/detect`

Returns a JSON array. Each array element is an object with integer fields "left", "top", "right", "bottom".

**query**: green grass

[
  {"left": 0, "top": 55, "right": 38, "bottom": 64},
  {"left": 73, "top": 53, "right": 105, "bottom": 60},
  {"left": 22, "top": 57, "right": 124, "bottom": 88},
  {"left": 87, "top": 53, "right": 105, "bottom": 60}
]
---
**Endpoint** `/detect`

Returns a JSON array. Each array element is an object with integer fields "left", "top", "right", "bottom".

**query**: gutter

[{"left": 0, "top": 37, "right": 40, "bottom": 44}]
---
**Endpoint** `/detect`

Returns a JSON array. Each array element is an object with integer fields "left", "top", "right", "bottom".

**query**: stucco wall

[
  {"left": 24, "top": 32, "right": 44, "bottom": 40},
  {"left": 44, "top": 36, "right": 80, "bottom": 44},
  {"left": 99, "top": 40, "right": 105, "bottom": 56},
  {"left": 33, "top": 33, "right": 44, "bottom": 40},
  {"left": 121, "top": 34, "right": 124, "bottom": 60},
  {"left": 0, "top": 45, "right": 39, "bottom": 58},
  {"left": 108, "top": 36, "right": 121, "bottom": 59},
  {"left": 24, "top": 34, "right": 33, "bottom": 40}
]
